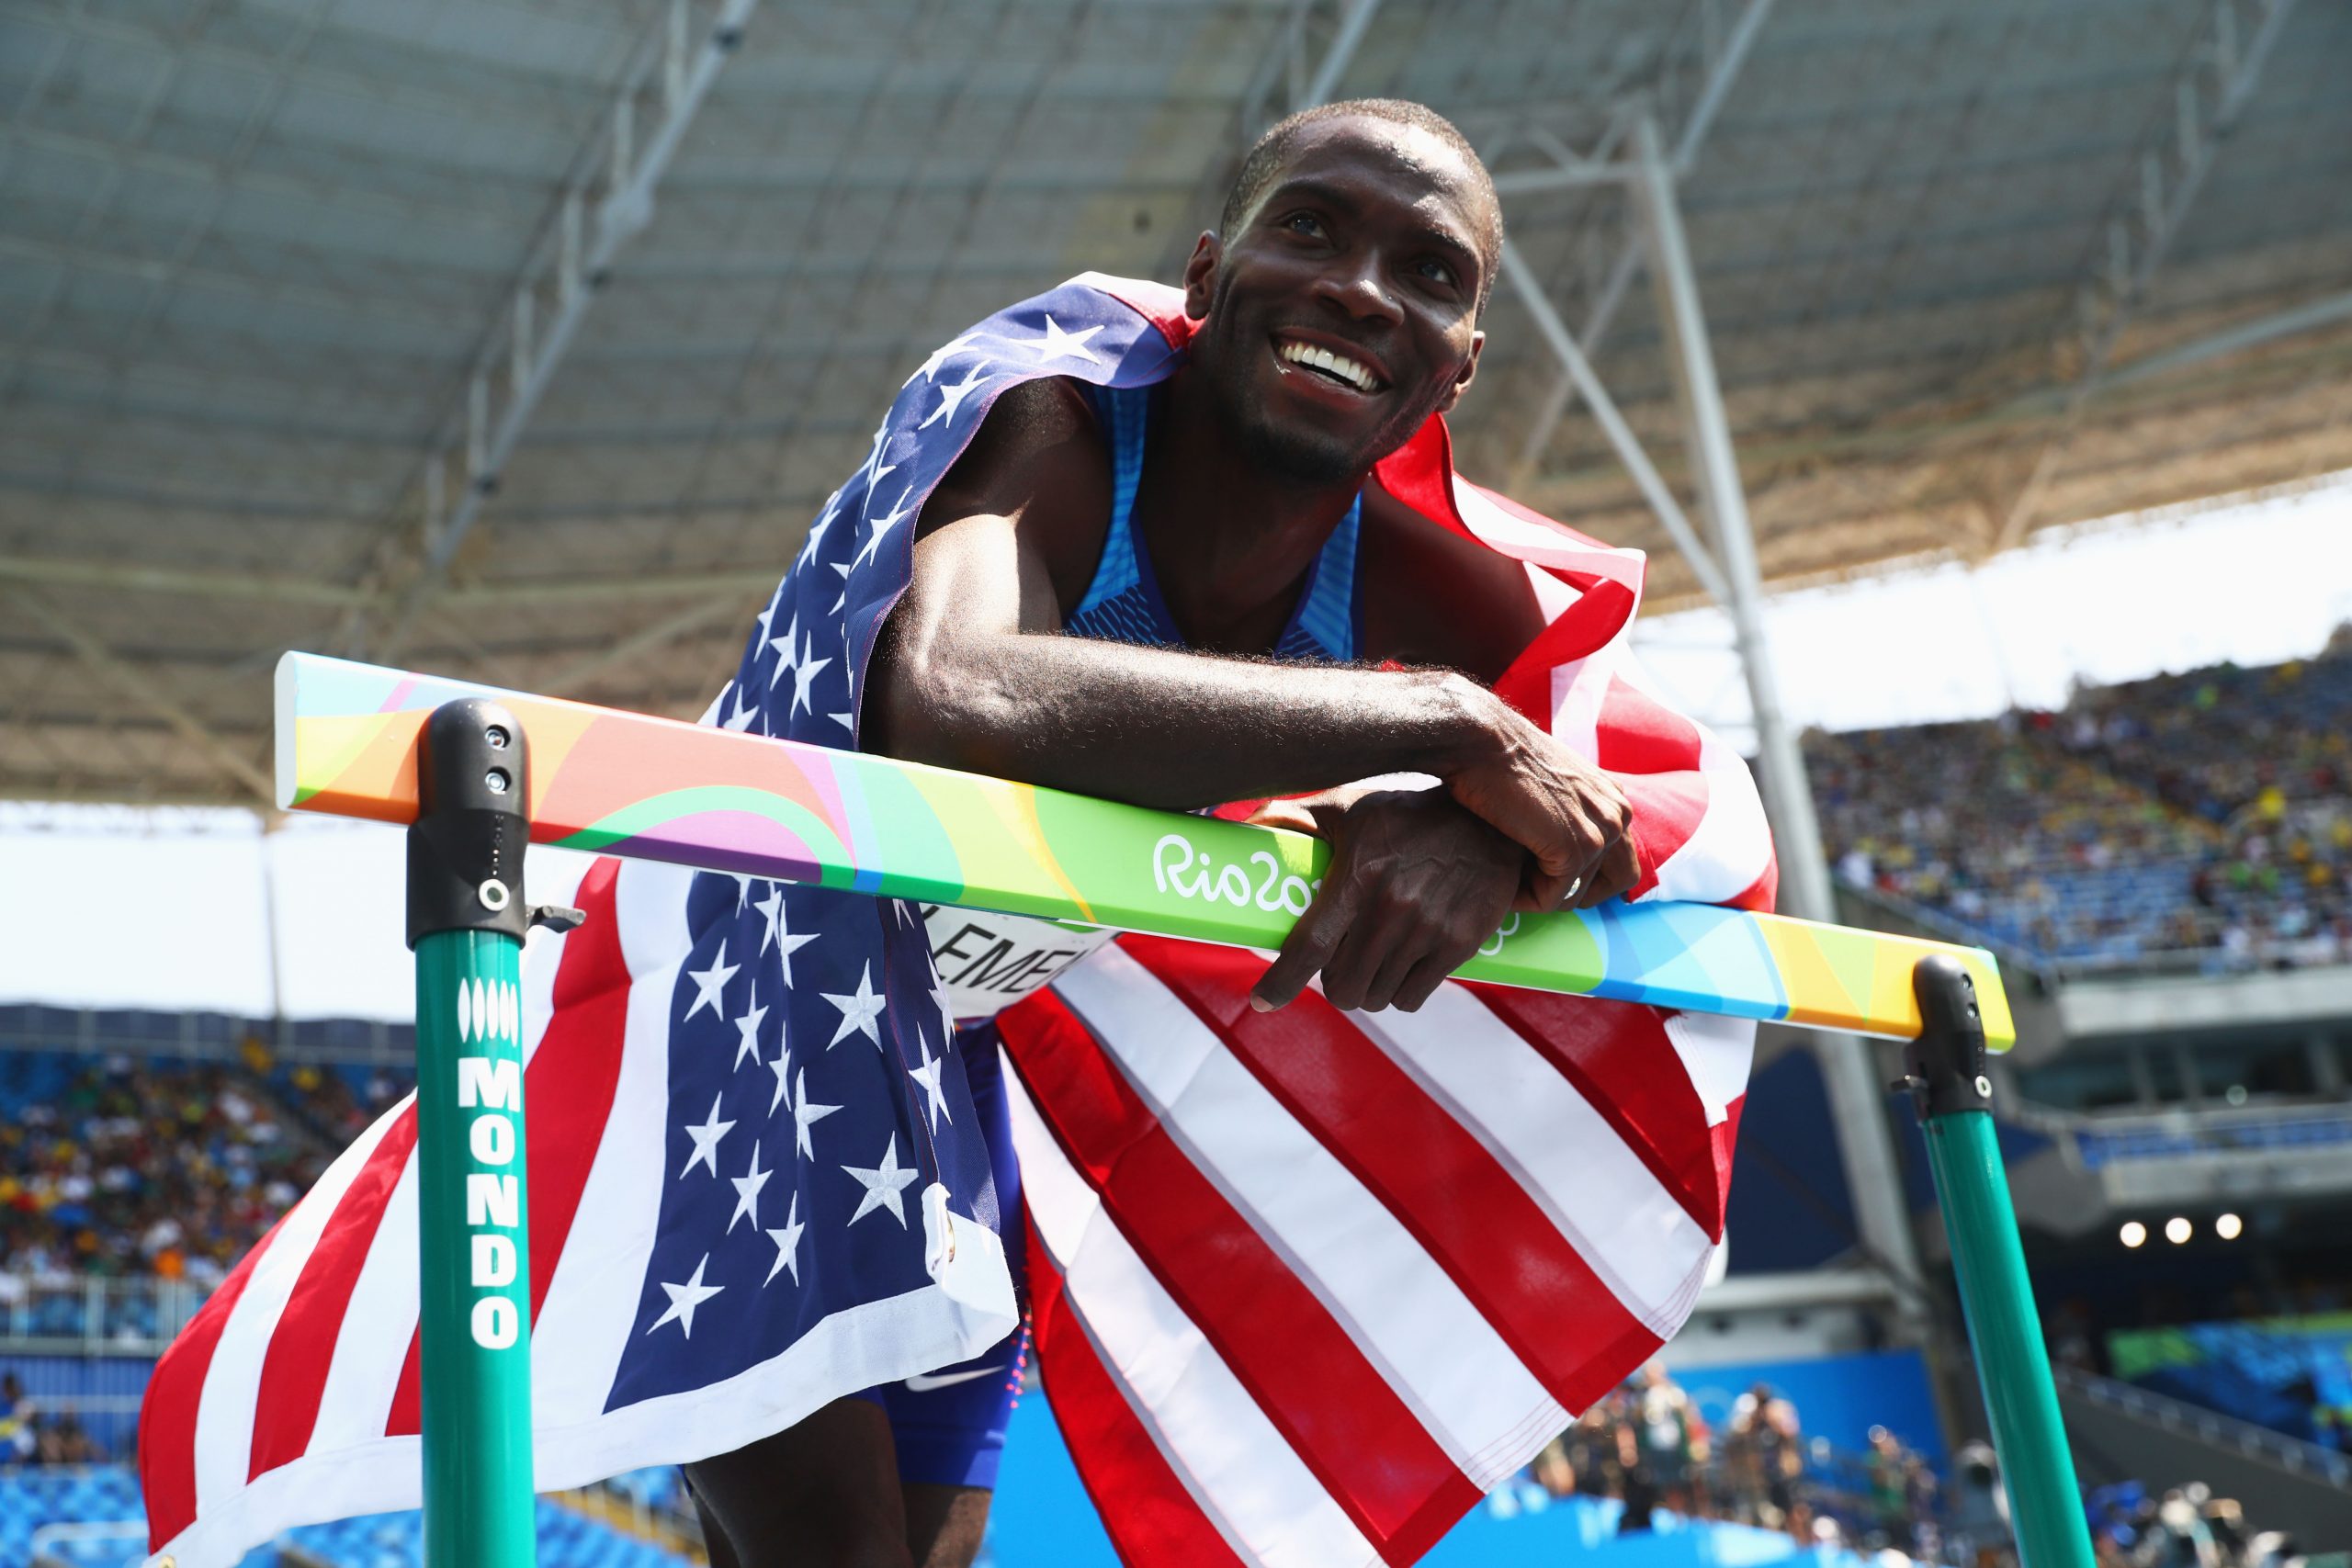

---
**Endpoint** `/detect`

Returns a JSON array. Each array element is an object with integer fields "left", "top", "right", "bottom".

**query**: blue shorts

[{"left": 850, "top": 1024, "right": 1029, "bottom": 1490}]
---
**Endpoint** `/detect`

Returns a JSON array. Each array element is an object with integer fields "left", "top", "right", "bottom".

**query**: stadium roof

[{"left": 4, "top": 0, "right": 2349, "bottom": 805}]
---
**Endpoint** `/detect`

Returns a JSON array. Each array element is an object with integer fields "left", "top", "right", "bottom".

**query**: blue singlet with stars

[{"left": 1060, "top": 384, "right": 1363, "bottom": 660}]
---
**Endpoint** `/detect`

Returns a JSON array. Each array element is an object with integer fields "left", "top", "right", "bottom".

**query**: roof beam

[
  {"left": 358, "top": 0, "right": 762, "bottom": 660},
  {"left": 1496, "top": 240, "right": 1733, "bottom": 608},
  {"left": 0, "top": 554, "right": 777, "bottom": 609},
  {"left": 1503, "top": 0, "right": 1779, "bottom": 486},
  {"left": 5, "top": 590, "right": 272, "bottom": 805},
  {"left": 1987, "top": 0, "right": 2302, "bottom": 556}
]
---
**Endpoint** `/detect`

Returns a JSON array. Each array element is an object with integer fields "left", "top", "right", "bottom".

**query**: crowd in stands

[
  {"left": 0, "top": 1050, "right": 324, "bottom": 1301},
  {"left": 1810, "top": 636, "right": 2352, "bottom": 972},
  {"left": 1524, "top": 1363, "right": 1962, "bottom": 1561},
  {"left": 2084, "top": 1481, "right": 2303, "bottom": 1568},
  {"left": 0, "top": 1374, "right": 98, "bottom": 1468}
]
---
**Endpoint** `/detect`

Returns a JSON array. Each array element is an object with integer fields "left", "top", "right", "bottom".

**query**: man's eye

[
  {"left": 1419, "top": 258, "right": 1459, "bottom": 288},
  {"left": 1284, "top": 212, "right": 1326, "bottom": 238}
]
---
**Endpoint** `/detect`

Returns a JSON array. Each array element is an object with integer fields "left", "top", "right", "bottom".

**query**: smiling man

[{"left": 679, "top": 98, "right": 1663, "bottom": 1568}]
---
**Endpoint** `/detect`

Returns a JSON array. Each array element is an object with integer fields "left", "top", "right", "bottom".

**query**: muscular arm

[
  {"left": 866, "top": 377, "right": 1637, "bottom": 961},
  {"left": 866, "top": 378, "right": 1509, "bottom": 809}
]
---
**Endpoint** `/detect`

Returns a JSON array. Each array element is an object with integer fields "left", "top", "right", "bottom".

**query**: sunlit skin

[{"left": 689, "top": 112, "right": 1643, "bottom": 1568}]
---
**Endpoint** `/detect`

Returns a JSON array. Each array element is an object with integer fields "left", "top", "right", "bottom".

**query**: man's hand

[
  {"left": 1442, "top": 694, "right": 1640, "bottom": 912},
  {"left": 1250, "top": 786, "right": 1528, "bottom": 1015}
]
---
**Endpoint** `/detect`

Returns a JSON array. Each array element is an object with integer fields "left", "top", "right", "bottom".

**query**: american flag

[{"left": 141, "top": 275, "right": 1775, "bottom": 1567}]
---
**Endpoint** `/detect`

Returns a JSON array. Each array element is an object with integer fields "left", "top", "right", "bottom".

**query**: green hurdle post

[
  {"left": 1902, "top": 956, "right": 2094, "bottom": 1568},
  {"left": 407, "top": 699, "right": 578, "bottom": 1567}
]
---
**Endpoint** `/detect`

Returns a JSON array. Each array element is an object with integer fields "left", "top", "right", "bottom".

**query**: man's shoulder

[
  {"left": 1357, "top": 486, "right": 1548, "bottom": 682},
  {"left": 911, "top": 374, "right": 1116, "bottom": 610},
  {"left": 918, "top": 375, "right": 1108, "bottom": 522}
]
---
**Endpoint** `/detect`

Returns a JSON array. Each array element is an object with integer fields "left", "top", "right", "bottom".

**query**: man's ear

[
  {"left": 1434, "top": 329, "right": 1484, "bottom": 414},
  {"left": 1182, "top": 232, "right": 1222, "bottom": 320}
]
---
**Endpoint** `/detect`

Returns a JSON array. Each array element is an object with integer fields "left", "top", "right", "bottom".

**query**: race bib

[{"left": 920, "top": 906, "right": 1117, "bottom": 1022}]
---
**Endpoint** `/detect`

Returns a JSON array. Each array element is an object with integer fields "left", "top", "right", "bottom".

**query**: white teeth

[{"left": 1278, "top": 340, "right": 1375, "bottom": 392}]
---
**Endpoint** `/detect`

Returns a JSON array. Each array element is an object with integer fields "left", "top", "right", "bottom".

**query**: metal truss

[
  {"left": 1495, "top": 0, "right": 1779, "bottom": 492},
  {"left": 345, "top": 0, "right": 762, "bottom": 660},
  {"left": 3, "top": 590, "right": 272, "bottom": 805},
  {"left": 1238, "top": 0, "right": 1385, "bottom": 132},
  {"left": 1989, "top": 0, "right": 2303, "bottom": 555}
]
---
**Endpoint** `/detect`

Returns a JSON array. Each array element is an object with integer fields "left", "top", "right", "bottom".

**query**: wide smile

[{"left": 1270, "top": 333, "right": 1388, "bottom": 398}]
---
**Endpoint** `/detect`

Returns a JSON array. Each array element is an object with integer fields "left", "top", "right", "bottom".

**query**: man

[{"left": 684, "top": 98, "right": 1661, "bottom": 1568}]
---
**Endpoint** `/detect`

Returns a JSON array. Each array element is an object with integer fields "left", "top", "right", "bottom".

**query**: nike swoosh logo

[{"left": 903, "top": 1366, "right": 1001, "bottom": 1393}]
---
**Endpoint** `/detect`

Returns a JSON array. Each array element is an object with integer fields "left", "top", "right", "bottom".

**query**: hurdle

[{"left": 275, "top": 650, "right": 2095, "bottom": 1567}]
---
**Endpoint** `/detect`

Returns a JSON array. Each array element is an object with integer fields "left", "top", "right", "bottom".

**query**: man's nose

[{"left": 1313, "top": 252, "right": 1404, "bottom": 325}]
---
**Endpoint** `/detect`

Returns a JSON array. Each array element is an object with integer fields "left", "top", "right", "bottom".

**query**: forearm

[{"left": 872, "top": 624, "right": 1507, "bottom": 810}]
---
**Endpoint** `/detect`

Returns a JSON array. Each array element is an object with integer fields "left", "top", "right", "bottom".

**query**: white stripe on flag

[
  {"left": 1343, "top": 984, "right": 1716, "bottom": 1337},
  {"left": 1661, "top": 1010, "right": 1754, "bottom": 1131},
  {"left": 307, "top": 1104, "right": 421, "bottom": 1456},
  {"left": 1615, "top": 654, "right": 1776, "bottom": 905},
  {"left": 530, "top": 858, "right": 689, "bottom": 1433},
  {"left": 1005, "top": 1072, "right": 1378, "bottom": 1568},
  {"left": 1057, "top": 948, "right": 1560, "bottom": 1490},
  {"left": 191, "top": 1106, "right": 405, "bottom": 1511}
]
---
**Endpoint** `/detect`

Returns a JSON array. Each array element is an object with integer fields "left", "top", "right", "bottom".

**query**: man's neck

[{"left": 1138, "top": 366, "right": 1366, "bottom": 653}]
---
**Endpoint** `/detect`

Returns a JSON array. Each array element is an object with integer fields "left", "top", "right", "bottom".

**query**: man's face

[{"left": 1184, "top": 117, "right": 1489, "bottom": 484}]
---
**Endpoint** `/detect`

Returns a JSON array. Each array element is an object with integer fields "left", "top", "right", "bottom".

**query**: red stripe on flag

[
  {"left": 141, "top": 1213, "right": 289, "bottom": 1548},
  {"left": 1125, "top": 940, "right": 1661, "bottom": 1418},
  {"left": 387, "top": 857, "right": 631, "bottom": 1437},
  {"left": 1594, "top": 673, "right": 1706, "bottom": 777},
  {"left": 999, "top": 992, "right": 1475, "bottom": 1562},
  {"left": 1464, "top": 987, "right": 1726, "bottom": 1235},
  {"left": 245, "top": 1109, "right": 421, "bottom": 1482},
  {"left": 1022, "top": 1213, "right": 1251, "bottom": 1568}
]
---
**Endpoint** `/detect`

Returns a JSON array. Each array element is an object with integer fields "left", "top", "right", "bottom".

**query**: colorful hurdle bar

[{"left": 274, "top": 651, "right": 2092, "bottom": 1568}]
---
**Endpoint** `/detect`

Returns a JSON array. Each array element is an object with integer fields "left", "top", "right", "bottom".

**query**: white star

[
  {"left": 792, "top": 1069, "right": 841, "bottom": 1159},
  {"left": 728, "top": 1139, "right": 773, "bottom": 1233},
  {"left": 763, "top": 1194, "right": 807, "bottom": 1287},
  {"left": 855, "top": 488, "right": 917, "bottom": 573},
  {"left": 908, "top": 1033, "right": 952, "bottom": 1134},
  {"left": 910, "top": 331, "right": 984, "bottom": 384},
  {"left": 679, "top": 1094, "right": 735, "bottom": 1179},
  {"left": 799, "top": 498, "right": 842, "bottom": 565},
  {"left": 731, "top": 988, "right": 768, "bottom": 1071},
  {"left": 752, "top": 884, "right": 785, "bottom": 953},
  {"left": 862, "top": 420, "right": 891, "bottom": 477},
  {"left": 647, "top": 1254, "right": 723, "bottom": 1338},
  {"left": 753, "top": 581, "right": 785, "bottom": 645},
  {"left": 829, "top": 711, "right": 854, "bottom": 732},
  {"left": 766, "top": 1043, "right": 793, "bottom": 1116},
  {"left": 927, "top": 955, "right": 956, "bottom": 1035},
  {"left": 720, "top": 684, "right": 758, "bottom": 732},
  {"left": 790, "top": 631, "right": 833, "bottom": 719},
  {"left": 842, "top": 1134, "right": 920, "bottom": 1227},
  {"left": 920, "top": 362, "right": 991, "bottom": 430},
  {"left": 766, "top": 896, "right": 818, "bottom": 986},
  {"left": 765, "top": 612, "right": 799, "bottom": 689},
  {"left": 730, "top": 872, "right": 756, "bottom": 910},
  {"left": 684, "top": 941, "right": 738, "bottom": 1022},
  {"left": 1033, "top": 313, "right": 1103, "bottom": 364},
  {"left": 820, "top": 961, "right": 888, "bottom": 1050}
]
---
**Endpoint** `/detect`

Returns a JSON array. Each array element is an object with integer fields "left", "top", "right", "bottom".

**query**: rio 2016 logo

[
  {"left": 1152, "top": 833, "right": 1317, "bottom": 916},
  {"left": 1153, "top": 831, "right": 1526, "bottom": 958}
]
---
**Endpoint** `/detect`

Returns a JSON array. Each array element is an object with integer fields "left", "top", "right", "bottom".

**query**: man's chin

[{"left": 1232, "top": 412, "right": 1379, "bottom": 486}]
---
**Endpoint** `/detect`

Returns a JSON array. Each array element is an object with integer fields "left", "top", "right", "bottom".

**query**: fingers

[
  {"left": 1251, "top": 878, "right": 1354, "bottom": 1011},
  {"left": 1246, "top": 797, "right": 1321, "bottom": 836},
  {"left": 1574, "top": 828, "right": 1642, "bottom": 908},
  {"left": 1392, "top": 952, "right": 1457, "bottom": 1014}
]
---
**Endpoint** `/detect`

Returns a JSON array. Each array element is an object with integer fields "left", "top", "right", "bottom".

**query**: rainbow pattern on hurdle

[{"left": 274, "top": 652, "right": 2015, "bottom": 1048}]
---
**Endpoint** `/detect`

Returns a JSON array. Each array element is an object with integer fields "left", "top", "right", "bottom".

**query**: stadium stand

[
  {"left": 1810, "top": 641, "right": 2352, "bottom": 974},
  {"left": 0, "top": 1464, "right": 696, "bottom": 1568}
]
